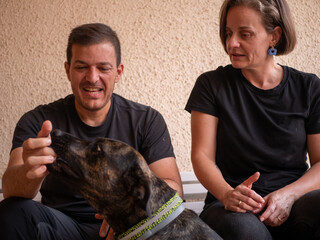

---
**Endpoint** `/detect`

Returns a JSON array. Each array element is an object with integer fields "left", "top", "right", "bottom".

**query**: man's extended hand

[{"left": 22, "top": 120, "right": 55, "bottom": 180}]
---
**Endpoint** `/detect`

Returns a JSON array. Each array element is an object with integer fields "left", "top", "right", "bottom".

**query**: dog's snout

[{"left": 52, "top": 129, "right": 64, "bottom": 137}]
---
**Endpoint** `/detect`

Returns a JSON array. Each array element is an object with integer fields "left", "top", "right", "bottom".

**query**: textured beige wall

[{"left": 0, "top": 0, "right": 319, "bottom": 177}]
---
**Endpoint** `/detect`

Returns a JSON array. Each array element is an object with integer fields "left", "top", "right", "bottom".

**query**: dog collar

[{"left": 117, "top": 192, "right": 184, "bottom": 240}]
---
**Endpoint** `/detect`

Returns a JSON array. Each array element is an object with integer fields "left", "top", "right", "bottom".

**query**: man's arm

[
  {"left": 2, "top": 120, "right": 55, "bottom": 199},
  {"left": 149, "top": 157, "right": 183, "bottom": 198}
]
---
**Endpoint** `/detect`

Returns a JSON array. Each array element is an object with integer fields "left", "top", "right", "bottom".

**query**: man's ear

[
  {"left": 64, "top": 62, "right": 71, "bottom": 82},
  {"left": 115, "top": 63, "right": 124, "bottom": 83}
]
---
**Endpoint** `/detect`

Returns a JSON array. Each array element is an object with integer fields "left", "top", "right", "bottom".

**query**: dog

[{"left": 47, "top": 129, "right": 221, "bottom": 240}]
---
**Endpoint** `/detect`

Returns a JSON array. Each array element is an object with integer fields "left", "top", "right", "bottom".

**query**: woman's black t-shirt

[{"left": 185, "top": 65, "right": 320, "bottom": 205}]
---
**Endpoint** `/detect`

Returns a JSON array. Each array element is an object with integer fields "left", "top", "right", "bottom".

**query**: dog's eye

[
  {"left": 92, "top": 144, "right": 103, "bottom": 153},
  {"left": 96, "top": 145, "right": 102, "bottom": 152}
]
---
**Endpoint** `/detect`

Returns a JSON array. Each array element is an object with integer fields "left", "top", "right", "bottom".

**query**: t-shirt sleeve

[
  {"left": 306, "top": 74, "right": 320, "bottom": 134},
  {"left": 11, "top": 109, "right": 45, "bottom": 152},
  {"left": 185, "top": 71, "right": 220, "bottom": 117},
  {"left": 140, "top": 109, "right": 175, "bottom": 164}
]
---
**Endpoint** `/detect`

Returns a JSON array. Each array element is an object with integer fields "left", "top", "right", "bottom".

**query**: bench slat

[
  {"left": 183, "top": 202, "right": 204, "bottom": 215},
  {"left": 180, "top": 171, "right": 200, "bottom": 184},
  {"left": 183, "top": 183, "right": 207, "bottom": 200},
  {"left": 181, "top": 171, "right": 207, "bottom": 200}
]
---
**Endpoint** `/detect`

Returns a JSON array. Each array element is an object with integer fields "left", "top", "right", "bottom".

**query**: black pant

[
  {"left": 200, "top": 190, "right": 320, "bottom": 240},
  {"left": 0, "top": 197, "right": 104, "bottom": 240}
]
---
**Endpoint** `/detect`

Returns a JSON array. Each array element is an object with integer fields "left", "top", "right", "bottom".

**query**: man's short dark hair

[{"left": 66, "top": 23, "right": 121, "bottom": 66}]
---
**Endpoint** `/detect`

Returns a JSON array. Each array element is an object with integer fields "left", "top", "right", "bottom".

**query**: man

[{"left": 0, "top": 23, "right": 182, "bottom": 240}]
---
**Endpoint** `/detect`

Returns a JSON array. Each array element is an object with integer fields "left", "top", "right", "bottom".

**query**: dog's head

[{"left": 48, "top": 129, "right": 152, "bottom": 221}]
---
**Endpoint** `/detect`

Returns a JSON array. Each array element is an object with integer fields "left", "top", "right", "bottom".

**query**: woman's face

[{"left": 225, "top": 5, "right": 274, "bottom": 70}]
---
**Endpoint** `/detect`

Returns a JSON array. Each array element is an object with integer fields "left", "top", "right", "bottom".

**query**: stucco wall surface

[{"left": 0, "top": 0, "right": 319, "bottom": 177}]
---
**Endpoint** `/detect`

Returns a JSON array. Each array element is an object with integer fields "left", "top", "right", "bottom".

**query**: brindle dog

[{"left": 47, "top": 129, "right": 222, "bottom": 240}]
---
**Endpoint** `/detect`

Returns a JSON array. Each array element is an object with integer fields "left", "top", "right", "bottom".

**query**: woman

[{"left": 185, "top": 0, "right": 320, "bottom": 239}]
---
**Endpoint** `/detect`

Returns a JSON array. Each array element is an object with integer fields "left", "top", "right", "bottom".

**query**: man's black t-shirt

[
  {"left": 12, "top": 93, "right": 175, "bottom": 221},
  {"left": 185, "top": 65, "right": 320, "bottom": 205}
]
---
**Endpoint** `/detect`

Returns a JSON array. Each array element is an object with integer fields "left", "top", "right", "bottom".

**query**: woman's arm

[
  {"left": 258, "top": 133, "right": 320, "bottom": 226},
  {"left": 191, "top": 111, "right": 231, "bottom": 201},
  {"left": 284, "top": 133, "right": 320, "bottom": 197},
  {"left": 191, "top": 111, "right": 264, "bottom": 212}
]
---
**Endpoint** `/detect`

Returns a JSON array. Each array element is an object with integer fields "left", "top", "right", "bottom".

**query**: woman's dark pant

[
  {"left": 200, "top": 190, "right": 320, "bottom": 240},
  {"left": 0, "top": 197, "right": 103, "bottom": 240}
]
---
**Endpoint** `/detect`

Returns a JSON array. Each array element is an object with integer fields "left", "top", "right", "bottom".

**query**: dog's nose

[{"left": 52, "top": 129, "right": 64, "bottom": 137}]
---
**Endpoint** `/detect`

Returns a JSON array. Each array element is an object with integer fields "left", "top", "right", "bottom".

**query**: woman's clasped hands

[{"left": 222, "top": 171, "right": 294, "bottom": 227}]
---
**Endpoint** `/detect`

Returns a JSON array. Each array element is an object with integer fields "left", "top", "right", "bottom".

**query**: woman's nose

[{"left": 227, "top": 34, "right": 240, "bottom": 48}]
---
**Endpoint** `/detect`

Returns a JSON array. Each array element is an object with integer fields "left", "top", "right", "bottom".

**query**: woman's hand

[
  {"left": 256, "top": 189, "right": 296, "bottom": 227},
  {"left": 95, "top": 214, "right": 114, "bottom": 240},
  {"left": 223, "top": 172, "right": 265, "bottom": 213}
]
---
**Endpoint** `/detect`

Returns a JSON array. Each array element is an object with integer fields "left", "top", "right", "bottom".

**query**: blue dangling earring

[{"left": 268, "top": 46, "right": 277, "bottom": 56}]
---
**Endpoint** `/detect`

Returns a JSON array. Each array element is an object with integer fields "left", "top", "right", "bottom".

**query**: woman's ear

[{"left": 271, "top": 26, "right": 282, "bottom": 46}]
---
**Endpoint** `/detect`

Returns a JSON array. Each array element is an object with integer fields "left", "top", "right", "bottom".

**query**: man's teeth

[{"left": 84, "top": 88, "right": 101, "bottom": 92}]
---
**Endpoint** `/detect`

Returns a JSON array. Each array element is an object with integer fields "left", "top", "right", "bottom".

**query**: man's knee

[
  {"left": 0, "top": 197, "right": 41, "bottom": 239},
  {"left": 0, "top": 197, "right": 36, "bottom": 220}
]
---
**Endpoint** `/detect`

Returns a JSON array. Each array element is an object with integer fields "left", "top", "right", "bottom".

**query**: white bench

[
  {"left": 1, "top": 172, "right": 207, "bottom": 215},
  {"left": 181, "top": 171, "right": 207, "bottom": 215}
]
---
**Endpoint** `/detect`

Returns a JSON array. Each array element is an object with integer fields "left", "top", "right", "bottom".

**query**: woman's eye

[{"left": 241, "top": 32, "right": 251, "bottom": 38}]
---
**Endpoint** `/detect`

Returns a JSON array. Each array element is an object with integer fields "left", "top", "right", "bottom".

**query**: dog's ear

[
  {"left": 133, "top": 185, "right": 147, "bottom": 200},
  {"left": 133, "top": 181, "right": 152, "bottom": 218}
]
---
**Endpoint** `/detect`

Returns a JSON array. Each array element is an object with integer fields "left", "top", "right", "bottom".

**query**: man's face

[{"left": 65, "top": 42, "right": 123, "bottom": 121}]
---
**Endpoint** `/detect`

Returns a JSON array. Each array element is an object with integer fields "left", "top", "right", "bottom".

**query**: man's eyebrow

[
  {"left": 98, "top": 62, "right": 113, "bottom": 66},
  {"left": 74, "top": 60, "right": 87, "bottom": 64},
  {"left": 74, "top": 60, "right": 113, "bottom": 66}
]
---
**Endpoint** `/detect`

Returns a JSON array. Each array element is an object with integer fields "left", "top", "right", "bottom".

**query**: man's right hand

[
  {"left": 22, "top": 120, "right": 56, "bottom": 180},
  {"left": 2, "top": 120, "right": 56, "bottom": 199}
]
